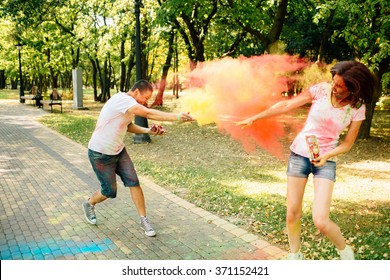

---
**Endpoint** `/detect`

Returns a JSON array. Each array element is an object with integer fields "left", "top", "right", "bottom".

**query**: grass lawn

[{"left": 4, "top": 88, "right": 388, "bottom": 260}]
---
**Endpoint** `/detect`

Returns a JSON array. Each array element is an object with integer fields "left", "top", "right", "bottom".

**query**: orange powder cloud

[{"left": 181, "top": 54, "right": 308, "bottom": 159}]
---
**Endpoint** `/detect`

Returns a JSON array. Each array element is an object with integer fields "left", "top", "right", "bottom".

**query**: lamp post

[
  {"left": 133, "top": 0, "right": 151, "bottom": 143},
  {"left": 16, "top": 43, "right": 25, "bottom": 103}
]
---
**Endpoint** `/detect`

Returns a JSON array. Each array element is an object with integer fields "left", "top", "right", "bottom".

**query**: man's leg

[
  {"left": 89, "top": 190, "right": 108, "bottom": 205},
  {"left": 129, "top": 186, "right": 156, "bottom": 237},
  {"left": 82, "top": 190, "right": 108, "bottom": 225},
  {"left": 84, "top": 149, "right": 117, "bottom": 225},
  {"left": 129, "top": 186, "right": 146, "bottom": 216},
  {"left": 117, "top": 148, "right": 156, "bottom": 236}
]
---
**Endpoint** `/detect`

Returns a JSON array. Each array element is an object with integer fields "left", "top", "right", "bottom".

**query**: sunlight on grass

[
  {"left": 38, "top": 113, "right": 97, "bottom": 146},
  {"left": 224, "top": 180, "right": 286, "bottom": 196},
  {"left": 344, "top": 160, "right": 390, "bottom": 172}
]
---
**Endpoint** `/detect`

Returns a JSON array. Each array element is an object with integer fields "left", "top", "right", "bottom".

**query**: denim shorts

[
  {"left": 88, "top": 148, "right": 140, "bottom": 198},
  {"left": 286, "top": 151, "right": 336, "bottom": 182}
]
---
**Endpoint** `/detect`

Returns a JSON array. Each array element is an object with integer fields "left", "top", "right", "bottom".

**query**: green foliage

[{"left": 0, "top": 0, "right": 389, "bottom": 94}]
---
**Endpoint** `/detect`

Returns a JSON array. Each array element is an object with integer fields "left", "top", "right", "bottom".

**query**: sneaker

[
  {"left": 140, "top": 216, "right": 156, "bottom": 237},
  {"left": 287, "top": 251, "right": 304, "bottom": 260},
  {"left": 338, "top": 245, "right": 355, "bottom": 260},
  {"left": 82, "top": 201, "right": 97, "bottom": 225}
]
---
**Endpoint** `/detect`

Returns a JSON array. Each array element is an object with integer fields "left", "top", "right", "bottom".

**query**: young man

[{"left": 83, "top": 80, "right": 194, "bottom": 237}]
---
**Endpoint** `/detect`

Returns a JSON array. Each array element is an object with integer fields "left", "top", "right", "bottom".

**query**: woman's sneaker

[
  {"left": 287, "top": 252, "right": 304, "bottom": 260},
  {"left": 140, "top": 216, "right": 156, "bottom": 237},
  {"left": 338, "top": 245, "right": 355, "bottom": 260}
]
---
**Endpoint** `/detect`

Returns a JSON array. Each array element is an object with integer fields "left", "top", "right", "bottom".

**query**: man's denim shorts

[
  {"left": 88, "top": 148, "right": 140, "bottom": 198},
  {"left": 286, "top": 151, "right": 336, "bottom": 182}
]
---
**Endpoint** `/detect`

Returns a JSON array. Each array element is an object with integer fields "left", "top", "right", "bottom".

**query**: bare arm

[
  {"left": 312, "top": 120, "right": 363, "bottom": 166},
  {"left": 236, "top": 90, "right": 312, "bottom": 126},
  {"left": 128, "top": 103, "right": 194, "bottom": 122},
  {"left": 127, "top": 122, "right": 164, "bottom": 135},
  {"left": 127, "top": 122, "right": 149, "bottom": 134}
]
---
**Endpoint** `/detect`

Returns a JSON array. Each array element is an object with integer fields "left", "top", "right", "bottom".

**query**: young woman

[{"left": 236, "top": 61, "right": 377, "bottom": 259}]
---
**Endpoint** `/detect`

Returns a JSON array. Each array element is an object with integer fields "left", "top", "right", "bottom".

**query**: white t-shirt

[
  {"left": 290, "top": 82, "right": 366, "bottom": 159},
  {"left": 88, "top": 92, "right": 137, "bottom": 155}
]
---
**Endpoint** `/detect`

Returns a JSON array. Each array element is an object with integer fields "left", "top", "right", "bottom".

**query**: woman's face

[{"left": 332, "top": 74, "right": 351, "bottom": 99}]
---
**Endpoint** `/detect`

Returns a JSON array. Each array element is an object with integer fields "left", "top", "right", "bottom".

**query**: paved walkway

[{"left": 0, "top": 100, "right": 286, "bottom": 260}]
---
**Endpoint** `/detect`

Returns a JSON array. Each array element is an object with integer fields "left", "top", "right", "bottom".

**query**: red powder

[{"left": 185, "top": 54, "right": 308, "bottom": 159}]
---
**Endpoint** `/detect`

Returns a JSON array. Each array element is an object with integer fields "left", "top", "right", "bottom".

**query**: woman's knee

[
  {"left": 286, "top": 208, "right": 302, "bottom": 224},
  {"left": 312, "top": 215, "right": 330, "bottom": 233}
]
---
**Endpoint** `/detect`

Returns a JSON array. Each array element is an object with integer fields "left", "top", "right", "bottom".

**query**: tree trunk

[
  {"left": 96, "top": 58, "right": 104, "bottom": 102},
  {"left": 317, "top": 8, "right": 336, "bottom": 62},
  {"left": 141, "top": 11, "right": 149, "bottom": 80},
  {"left": 151, "top": 29, "right": 175, "bottom": 107},
  {"left": 125, "top": 52, "right": 135, "bottom": 92},
  {"left": 0, "top": 70, "right": 5, "bottom": 89},
  {"left": 358, "top": 57, "right": 389, "bottom": 139},
  {"left": 100, "top": 59, "right": 109, "bottom": 102},
  {"left": 172, "top": 34, "right": 179, "bottom": 98},
  {"left": 120, "top": 39, "right": 126, "bottom": 92},
  {"left": 89, "top": 57, "right": 98, "bottom": 101}
]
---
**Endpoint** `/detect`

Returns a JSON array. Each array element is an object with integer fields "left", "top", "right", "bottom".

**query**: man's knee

[{"left": 102, "top": 186, "right": 117, "bottom": 198}]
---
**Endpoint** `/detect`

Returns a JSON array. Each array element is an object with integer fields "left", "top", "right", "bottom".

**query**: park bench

[
  {"left": 41, "top": 98, "right": 62, "bottom": 113},
  {"left": 21, "top": 95, "right": 42, "bottom": 107}
]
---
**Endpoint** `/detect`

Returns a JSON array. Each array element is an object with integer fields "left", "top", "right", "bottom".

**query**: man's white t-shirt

[
  {"left": 88, "top": 92, "right": 137, "bottom": 155},
  {"left": 290, "top": 82, "right": 366, "bottom": 159}
]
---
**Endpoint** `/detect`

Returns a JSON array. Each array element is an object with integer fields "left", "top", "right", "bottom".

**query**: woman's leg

[
  {"left": 312, "top": 178, "right": 346, "bottom": 250},
  {"left": 286, "top": 176, "right": 308, "bottom": 253}
]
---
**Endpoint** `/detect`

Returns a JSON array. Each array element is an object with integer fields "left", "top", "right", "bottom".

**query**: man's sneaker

[
  {"left": 140, "top": 216, "right": 156, "bottom": 237},
  {"left": 338, "top": 245, "right": 355, "bottom": 260},
  {"left": 287, "top": 251, "right": 304, "bottom": 260},
  {"left": 82, "top": 201, "right": 97, "bottom": 225}
]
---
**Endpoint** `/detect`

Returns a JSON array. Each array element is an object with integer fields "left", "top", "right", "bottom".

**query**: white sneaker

[
  {"left": 82, "top": 201, "right": 97, "bottom": 225},
  {"left": 140, "top": 216, "right": 156, "bottom": 237},
  {"left": 287, "top": 251, "right": 304, "bottom": 260},
  {"left": 338, "top": 245, "right": 355, "bottom": 260}
]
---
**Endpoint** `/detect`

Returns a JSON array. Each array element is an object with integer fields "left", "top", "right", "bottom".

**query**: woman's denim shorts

[
  {"left": 286, "top": 151, "right": 336, "bottom": 182},
  {"left": 88, "top": 148, "right": 140, "bottom": 198}
]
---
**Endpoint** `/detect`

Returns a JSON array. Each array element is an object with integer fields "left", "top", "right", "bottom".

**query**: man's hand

[
  {"left": 177, "top": 112, "right": 195, "bottom": 122},
  {"left": 150, "top": 123, "right": 166, "bottom": 135}
]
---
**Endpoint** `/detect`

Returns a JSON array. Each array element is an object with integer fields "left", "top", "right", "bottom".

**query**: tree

[
  {"left": 315, "top": 0, "right": 390, "bottom": 138},
  {"left": 151, "top": 27, "right": 175, "bottom": 107},
  {"left": 156, "top": 0, "right": 218, "bottom": 67}
]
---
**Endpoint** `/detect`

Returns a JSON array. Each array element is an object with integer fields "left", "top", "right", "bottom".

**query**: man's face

[{"left": 134, "top": 89, "right": 152, "bottom": 106}]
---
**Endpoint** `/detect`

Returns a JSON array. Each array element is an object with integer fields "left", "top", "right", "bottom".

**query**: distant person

[
  {"left": 236, "top": 61, "right": 377, "bottom": 260},
  {"left": 83, "top": 80, "right": 195, "bottom": 237},
  {"left": 30, "top": 86, "right": 42, "bottom": 107},
  {"left": 50, "top": 88, "right": 61, "bottom": 100}
]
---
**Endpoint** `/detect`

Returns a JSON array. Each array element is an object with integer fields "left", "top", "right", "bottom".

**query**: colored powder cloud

[{"left": 181, "top": 54, "right": 308, "bottom": 158}]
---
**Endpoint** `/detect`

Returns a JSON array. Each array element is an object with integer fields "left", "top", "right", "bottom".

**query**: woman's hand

[
  {"left": 311, "top": 155, "right": 328, "bottom": 167},
  {"left": 235, "top": 118, "right": 254, "bottom": 128}
]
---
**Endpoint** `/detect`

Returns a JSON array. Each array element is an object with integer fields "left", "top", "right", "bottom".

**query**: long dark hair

[{"left": 330, "top": 61, "right": 378, "bottom": 108}]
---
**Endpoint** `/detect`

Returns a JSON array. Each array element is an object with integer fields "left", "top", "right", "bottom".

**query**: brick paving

[{"left": 0, "top": 100, "right": 287, "bottom": 260}]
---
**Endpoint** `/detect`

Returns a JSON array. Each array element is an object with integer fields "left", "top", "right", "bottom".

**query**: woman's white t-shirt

[
  {"left": 88, "top": 92, "right": 137, "bottom": 155},
  {"left": 290, "top": 82, "right": 366, "bottom": 159}
]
